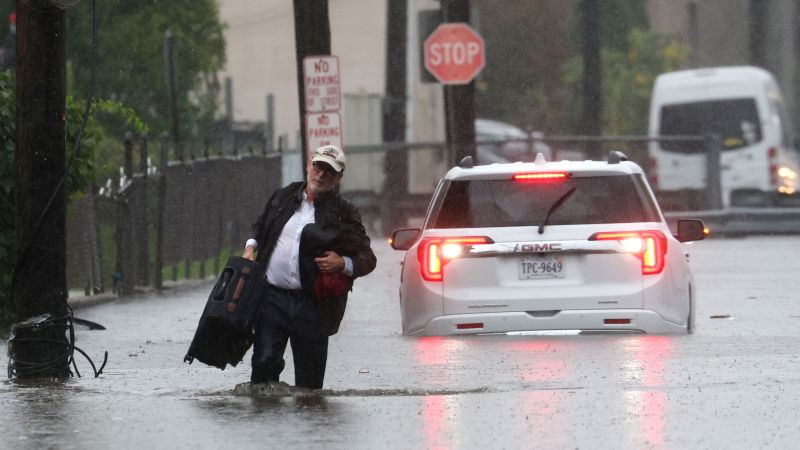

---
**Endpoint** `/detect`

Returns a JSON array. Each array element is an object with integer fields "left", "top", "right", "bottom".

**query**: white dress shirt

[{"left": 247, "top": 192, "right": 353, "bottom": 290}]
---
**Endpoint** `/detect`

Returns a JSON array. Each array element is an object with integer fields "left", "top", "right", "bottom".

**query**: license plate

[{"left": 518, "top": 255, "right": 565, "bottom": 279}]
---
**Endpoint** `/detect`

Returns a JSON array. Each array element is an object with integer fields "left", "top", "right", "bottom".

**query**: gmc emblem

[{"left": 514, "top": 242, "right": 562, "bottom": 252}]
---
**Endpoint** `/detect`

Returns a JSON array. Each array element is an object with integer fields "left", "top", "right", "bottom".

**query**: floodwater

[{"left": 2, "top": 237, "right": 800, "bottom": 449}]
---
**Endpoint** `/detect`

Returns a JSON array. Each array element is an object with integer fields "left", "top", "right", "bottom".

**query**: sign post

[{"left": 303, "top": 55, "right": 343, "bottom": 159}]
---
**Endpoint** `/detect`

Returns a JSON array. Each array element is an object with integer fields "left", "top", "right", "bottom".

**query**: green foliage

[
  {"left": 64, "top": 0, "right": 226, "bottom": 139},
  {"left": 0, "top": 69, "right": 149, "bottom": 325},
  {"left": 474, "top": 0, "right": 573, "bottom": 132},
  {"left": 563, "top": 29, "right": 689, "bottom": 137},
  {"left": 570, "top": 0, "right": 650, "bottom": 53}
]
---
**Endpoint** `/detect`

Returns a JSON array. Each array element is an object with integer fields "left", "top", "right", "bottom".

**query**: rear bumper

[{"left": 406, "top": 309, "right": 687, "bottom": 336}]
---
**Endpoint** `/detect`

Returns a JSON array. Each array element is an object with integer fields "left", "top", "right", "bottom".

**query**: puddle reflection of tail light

[
  {"left": 604, "top": 318, "right": 631, "bottom": 325},
  {"left": 418, "top": 236, "right": 494, "bottom": 281},
  {"left": 589, "top": 230, "right": 667, "bottom": 275}
]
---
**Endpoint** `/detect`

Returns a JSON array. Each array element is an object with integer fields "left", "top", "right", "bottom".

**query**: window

[
  {"left": 431, "top": 175, "right": 659, "bottom": 229},
  {"left": 659, "top": 98, "right": 762, "bottom": 152}
]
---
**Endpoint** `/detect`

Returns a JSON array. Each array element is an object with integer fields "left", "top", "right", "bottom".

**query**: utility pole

[
  {"left": 441, "top": 0, "right": 476, "bottom": 166},
  {"left": 293, "top": 0, "right": 331, "bottom": 174},
  {"left": 381, "top": 0, "right": 408, "bottom": 235},
  {"left": 581, "top": 0, "right": 602, "bottom": 158},
  {"left": 748, "top": 0, "right": 766, "bottom": 68},
  {"left": 13, "top": 0, "right": 76, "bottom": 378}
]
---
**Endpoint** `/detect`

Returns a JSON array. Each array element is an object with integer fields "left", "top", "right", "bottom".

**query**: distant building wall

[
  {"left": 218, "top": 0, "right": 449, "bottom": 197},
  {"left": 217, "top": 0, "right": 387, "bottom": 150}
]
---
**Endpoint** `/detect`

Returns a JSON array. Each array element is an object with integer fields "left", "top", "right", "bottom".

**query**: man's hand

[
  {"left": 315, "top": 251, "right": 345, "bottom": 273},
  {"left": 243, "top": 245, "right": 256, "bottom": 261}
]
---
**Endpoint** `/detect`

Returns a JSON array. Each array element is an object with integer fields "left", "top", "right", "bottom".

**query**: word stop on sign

[{"left": 427, "top": 41, "right": 481, "bottom": 66}]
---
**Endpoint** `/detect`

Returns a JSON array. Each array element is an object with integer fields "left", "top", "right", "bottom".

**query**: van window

[
  {"left": 659, "top": 98, "right": 762, "bottom": 152},
  {"left": 431, "top": 175, "right": 659, "bottom": 228}
]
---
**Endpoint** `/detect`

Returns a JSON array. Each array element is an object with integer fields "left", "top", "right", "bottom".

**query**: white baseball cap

[{"left": 311, "top": 144, "right": 346, "bottom": 172}]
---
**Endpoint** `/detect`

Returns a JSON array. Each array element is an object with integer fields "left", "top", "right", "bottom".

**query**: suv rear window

[{"left": 431, "top": 175, "right": 659, "bottom": 228}]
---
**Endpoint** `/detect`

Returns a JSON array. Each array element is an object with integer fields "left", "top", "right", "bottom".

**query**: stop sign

[{"left": 424, "top": 23, "right": 485, "bottom": 85}]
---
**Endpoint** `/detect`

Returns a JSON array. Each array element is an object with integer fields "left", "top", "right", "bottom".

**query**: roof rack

[{"left": 607, "top": 151, "right": 629, "bottom": 164}]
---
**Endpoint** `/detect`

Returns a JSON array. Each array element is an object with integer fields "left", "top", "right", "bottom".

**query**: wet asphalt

[{"left": 1, "top": 236, "right": 800, "bottom": 449}]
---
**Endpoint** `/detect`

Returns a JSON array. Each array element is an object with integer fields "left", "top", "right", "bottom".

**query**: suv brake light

[
  {"left": 417, "top": 236, "right": 494, "bottom": 281},
  {"left": 512, "top": 172, "right": 569, "bottom": 181},
  {"left": 589, "top": 230, "right": 667, "bottom": 275}
]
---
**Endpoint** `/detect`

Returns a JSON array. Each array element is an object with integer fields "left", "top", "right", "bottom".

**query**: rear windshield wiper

[{"left": 538, "top": 186, "right": 577, "bottom": 234}]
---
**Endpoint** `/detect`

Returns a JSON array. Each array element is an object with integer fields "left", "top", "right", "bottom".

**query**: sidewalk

[{"left": 67, "top": 276, "right": 215, "bottom": 311}]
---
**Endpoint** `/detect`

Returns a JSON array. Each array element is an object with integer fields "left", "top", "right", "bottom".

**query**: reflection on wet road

[{"left": 1, "top": 236, "right": 800, "bottom": 448}]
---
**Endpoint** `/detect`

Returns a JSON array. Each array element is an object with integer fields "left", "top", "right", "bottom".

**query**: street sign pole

[
  {"left": 425, "top": 1, "right": 483, "bottom": 166},
  {"left": 293, "top": 0, "right": 331, "bottom": 175}
]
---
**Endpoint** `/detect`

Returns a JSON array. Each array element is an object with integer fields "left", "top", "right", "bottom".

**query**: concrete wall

[{"left": 217, "top": 0, "right": 387, "bottom": 150}]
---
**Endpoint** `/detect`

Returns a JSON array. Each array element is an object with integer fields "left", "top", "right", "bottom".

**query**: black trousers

[{"left": 251, "top": 283, "right": 329, "bottom": 389}]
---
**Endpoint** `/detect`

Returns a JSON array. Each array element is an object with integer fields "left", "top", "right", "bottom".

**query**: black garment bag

[{"left": 184, "top": 256, "right": 264, "bottom": 370}]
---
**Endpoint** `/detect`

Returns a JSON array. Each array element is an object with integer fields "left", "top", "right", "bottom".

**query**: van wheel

[{"left": 686, "top": 288, "right": 695, "bottom": 334}]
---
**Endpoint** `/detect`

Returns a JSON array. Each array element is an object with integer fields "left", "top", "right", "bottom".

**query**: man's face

[{"left": 306, "top": 160, "right": 343, "bottom": 196}]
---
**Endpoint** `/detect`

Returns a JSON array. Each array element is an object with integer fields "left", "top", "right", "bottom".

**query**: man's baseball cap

[{"left": 311, "top": 145, "right": 346, "bottom": 173}]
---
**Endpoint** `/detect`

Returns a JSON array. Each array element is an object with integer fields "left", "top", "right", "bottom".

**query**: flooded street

[{"left": 2, "top": 237, "right": 800, "bottom": 449}]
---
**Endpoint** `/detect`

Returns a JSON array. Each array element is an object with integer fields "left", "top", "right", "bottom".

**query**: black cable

[
  {"left": 7, "top": 0, "right": 107, "bottom": 379},
  {"left": 8, "top": 306, "right": 108, "bottom": 378}
]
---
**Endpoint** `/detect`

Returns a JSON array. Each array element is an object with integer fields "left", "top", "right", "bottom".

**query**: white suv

[{"left": 390, "top": 152, "right": 706, "bottom": 336}]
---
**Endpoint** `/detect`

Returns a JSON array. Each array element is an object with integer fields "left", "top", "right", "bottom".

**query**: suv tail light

[
  {"left": 589, "top": 230, "right": 668, "bottom": 275},
  {"left": 512, "top": 172, "right": 569, "bottom": 181},
  {"left": 417, "top": 236, "right": 494, "bottom": 281}
]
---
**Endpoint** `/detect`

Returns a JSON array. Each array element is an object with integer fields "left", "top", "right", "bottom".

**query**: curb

[{"left": 68, "top": 277, "right": 215, "bottom": 311}]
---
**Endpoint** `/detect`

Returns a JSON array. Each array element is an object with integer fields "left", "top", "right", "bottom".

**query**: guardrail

[{"left": 665, "top": 207, "right": 800, "bottom": 236}]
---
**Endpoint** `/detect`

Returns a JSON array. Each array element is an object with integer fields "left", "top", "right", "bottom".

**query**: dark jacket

[{"left": 251, "top": 181, "right": 376, "bottom": 335}]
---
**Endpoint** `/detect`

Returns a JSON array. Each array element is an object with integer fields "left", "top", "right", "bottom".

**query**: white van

[{"left": 648, "top": 66, "right": 799, "bottom": 208}]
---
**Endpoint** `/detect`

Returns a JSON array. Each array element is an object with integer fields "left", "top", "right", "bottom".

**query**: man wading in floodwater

[{"left": 243, "top": 145, "right": 376, "bottom": 389}]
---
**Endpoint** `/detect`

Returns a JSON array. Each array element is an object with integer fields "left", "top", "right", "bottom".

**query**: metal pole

[
  {"left": 381, "top": 0, "right": 408, "bottom": 235},
  {"left": 441, "top": 0, "right": 477, "bottom": 167},
  {"left": 164, "top": 30, "right": 182, "bottom": 161},
  {"left": 266, "top": 93, "right": 275, "bottom": 153},
  {"left": 293, "top": 0, "right": 331, "bottom": 175},
  {"left": 154, "top": 133, "right": 169, "bottom": 290},
  {"left": 137, "top": 135, "right": 149, "bottom": 286},
  {"left": 706, "top": 134, "right": 723, "bottom": 210},
  {"left": 580, "top": 0, "right": 602, "bottom": 158}
]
